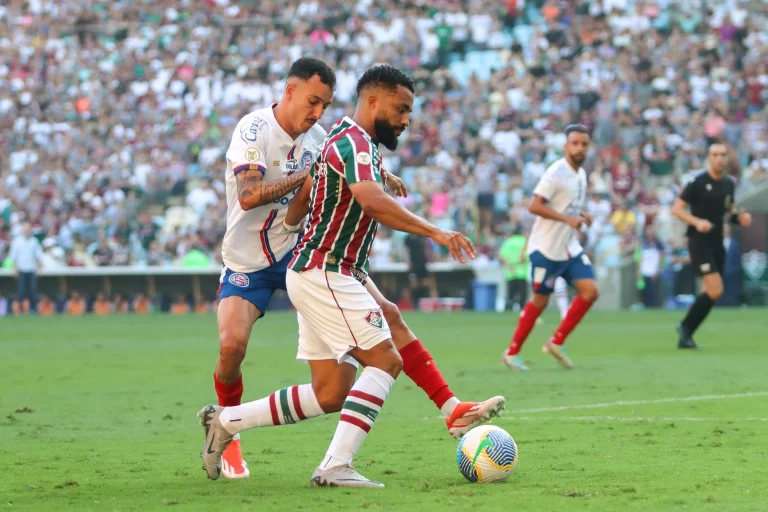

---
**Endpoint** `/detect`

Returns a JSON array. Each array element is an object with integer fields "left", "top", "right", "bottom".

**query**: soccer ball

[{"left": 456, "top": 425, "right": 518, "bottom": 483}]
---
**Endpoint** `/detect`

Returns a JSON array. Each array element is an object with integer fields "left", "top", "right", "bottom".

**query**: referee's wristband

[{"left": 729, "top": 213, "right": 740, "bottom": 225}]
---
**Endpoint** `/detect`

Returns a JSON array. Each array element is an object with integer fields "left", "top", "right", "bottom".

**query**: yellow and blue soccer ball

[{"left": 456, "top": 425, "right": 518, "bottom": 483}]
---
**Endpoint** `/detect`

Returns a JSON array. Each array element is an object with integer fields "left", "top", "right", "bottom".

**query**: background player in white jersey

[
  {"left": 211, "top": 58, "right": 335, "bottom": 478},
  {"left": 502, "top": 125, "right": 600, "bottom": 370},
  {"left": 199, "top": 65, "right": 490, "bottom": 488}
]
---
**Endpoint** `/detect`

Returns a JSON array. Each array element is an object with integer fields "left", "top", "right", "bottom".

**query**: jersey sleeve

[
  {"left": 532, "top": 168, "right": 557, "bottom": 201},
  {"left": 679, "top": 177, "right": 698, "bottom": 205},
  {"left": 226, "top": 116, "right": 269, "bottom": 176},
  {"left": 335, "top": 133, "right": 382, "bottom": 186}
]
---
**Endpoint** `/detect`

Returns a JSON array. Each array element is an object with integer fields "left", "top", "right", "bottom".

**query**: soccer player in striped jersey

[{"left": 199, "top": 65, "right": 501, "bottom": 488}]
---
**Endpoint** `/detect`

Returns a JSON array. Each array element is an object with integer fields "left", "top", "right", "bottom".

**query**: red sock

[
  {"left": 507, "top": 302, "right": 542, "bottom": 355},
  {"left": 399, "top": 339, "right": 455, "bottom": 409},
  {"left": 214, "top": 372, "right": 243, "bottom": 407},
  {"left": 551, "top": 295, "right": 593, "bottom": 345}
]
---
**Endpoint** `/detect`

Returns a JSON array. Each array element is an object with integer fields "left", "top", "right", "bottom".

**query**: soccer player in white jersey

[
  {"left": 502, "top": 125, "right": 600, "bottom": 370},
  {"left": 211, "top": 58, "right": 335, "bottom": 478},
  {"left": 210, "top": 59, "right": 504, "bottom": 480}
]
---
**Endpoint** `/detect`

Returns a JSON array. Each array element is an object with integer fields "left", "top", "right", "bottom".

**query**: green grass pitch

[{"left": 2, "top": 310, "right": 768, "bottom": 511}]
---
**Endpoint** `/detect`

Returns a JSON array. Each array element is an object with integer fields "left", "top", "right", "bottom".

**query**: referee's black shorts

[{"left": 688, "top": 236, "right": 725, "bottom": 276}]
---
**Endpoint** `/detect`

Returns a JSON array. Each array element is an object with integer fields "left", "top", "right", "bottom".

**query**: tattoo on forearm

[{"left": 236, "top": 170, "right": 309, "bottom": 208}]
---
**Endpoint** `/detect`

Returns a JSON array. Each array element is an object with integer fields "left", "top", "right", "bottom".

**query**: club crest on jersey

[
  {"left": 300, "top": 150, "right": 314, "bottom": 170},
  {"left": 229, "top": 273, "right": 250, "bottom": 288},
  {"left": 364, "top": 309, "right": 384, "bottom": 329},
  {"left": 357, "top": 152, "right": 372, "bottom": 165}
]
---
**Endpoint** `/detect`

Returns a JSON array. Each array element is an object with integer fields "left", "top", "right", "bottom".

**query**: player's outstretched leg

[
  {"left": 199, "top": 360, "right": 357, "bottom": 480},
  {"left": 677, "top": 272, "right": 723, "bottom": 349},
  {"left": 554, "top": 277, "right": 569, "bottom": 320},
  {"left": 503, "top": 293, "right": 548, "bottom": 371},
  {"left": 367, "top": 279, "right": 505, "bottom": 439},
  {"left": 212, "top": 296, "right": 262, "bottom": 478},
  {"left": 311, "top": 341, "right": 401, "bottom": 489},
  {"left": 543, "top": 278, "right": 599, "bottom": 368}
]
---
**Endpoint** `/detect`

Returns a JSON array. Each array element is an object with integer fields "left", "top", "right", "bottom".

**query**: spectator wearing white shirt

[
  {"left": 9, "top": 224, "right": 43, "bottom": 314},
  {"left": 186, "top": 180, "right": 218, "bottom": 216}
]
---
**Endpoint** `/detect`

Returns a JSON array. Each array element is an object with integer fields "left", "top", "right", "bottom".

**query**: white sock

[
  {"left": 321, "top": 367, "right": 395, "bottom": 470},
  {"left": 555, "top": 279, "right": 569, "bottom": 320},
  {"left": 219, "top": 383, "right": 324, "bottom": 434},
  {"left": 440, "top": 396, "right": 461, "bottom": 418}
]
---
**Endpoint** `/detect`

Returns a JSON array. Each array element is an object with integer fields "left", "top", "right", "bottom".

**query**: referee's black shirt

[{"left": 679, "top": 170, "right": 736, "bottom": 241}]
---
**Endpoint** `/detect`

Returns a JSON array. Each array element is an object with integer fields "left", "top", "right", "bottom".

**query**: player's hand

[
  {"left": 738, "top": 209, "right": 752, "bottom": 227},
  {"left": 387, "top": 174, "right": 408, "bottom": 198},
  {"left": 581, "top": 212, "right": 594, "bottom": 228},
  {"left": 566, "top": 216, "right": 585, "bottom": 230},
  {"left": 695, "top": 219, "right": 713, "bottom": 233},
  {"left": 282, "top": 218, "right": 303, "bottom": 233},
  {"left": 431, "top": 230, "right": 476, "bottom": 263}
]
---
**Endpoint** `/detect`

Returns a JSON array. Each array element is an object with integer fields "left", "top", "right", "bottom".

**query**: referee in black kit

[{"left": 671, "top": 142, "right": 752, "bottom": 349}]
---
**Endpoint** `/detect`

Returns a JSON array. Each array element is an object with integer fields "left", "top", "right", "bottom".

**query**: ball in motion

[{"left": 456, "top": 425, "right": 518, "bottom": 483}]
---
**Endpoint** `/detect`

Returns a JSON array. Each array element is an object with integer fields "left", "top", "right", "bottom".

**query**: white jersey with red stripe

[
  {"left": 222, "top": 105, "right": 326, "bottom": 273},
  {"left": 527, "top": 158, "right": 588, "bottom": 261}
]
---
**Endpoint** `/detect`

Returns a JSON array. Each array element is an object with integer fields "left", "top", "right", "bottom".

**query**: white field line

[
  {"left": 495, "top": 416, "right": 768, "bottom": 422},
  {"left": 506, "top": 391, "right": 768, "bottom": 415}
]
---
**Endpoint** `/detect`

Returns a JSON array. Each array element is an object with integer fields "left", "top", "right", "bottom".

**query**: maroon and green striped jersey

[{"left": 289, "top": 117, "right": 386, "bottom": 280}]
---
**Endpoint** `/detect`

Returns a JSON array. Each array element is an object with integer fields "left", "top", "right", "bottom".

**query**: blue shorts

[
  {"left": 217, "top": 250, "right": 293, "bottom": 316},
  {"left": 529, "top": 251, "right": 594, "bottom": 295}
]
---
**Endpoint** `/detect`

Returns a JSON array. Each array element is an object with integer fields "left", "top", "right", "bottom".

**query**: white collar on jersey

[{"left": 343, "top": 116, "right": 374, "bottom": 142}]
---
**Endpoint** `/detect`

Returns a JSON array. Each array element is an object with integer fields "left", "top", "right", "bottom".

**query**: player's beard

[
  {"left": 374, "top": 117, "right": 401, "bottom": 151},
  {"left": 568, "top": 153, "right": 586, "bottom": 166}
]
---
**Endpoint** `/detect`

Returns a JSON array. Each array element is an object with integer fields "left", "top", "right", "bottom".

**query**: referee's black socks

[{"left": 681, "top": 293, "right": 716, "bottom": 335}]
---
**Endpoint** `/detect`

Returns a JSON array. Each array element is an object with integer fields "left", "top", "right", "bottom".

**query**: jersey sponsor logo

[
  {"left": 285, "top": 159, "right": 299, "bottom": 174},
  {"left": 300, "top": 150, "right": 314, "bottom": 170},
  {"left": 364, "top": 309, "right": 384, "bottom": 329},
  {"left": 356, "top": 152, "right": 371, "bottom": 165},
  {"left": 228, "top": 273, "right": 250, "bottom": 287},
  {"left": 245, "top": 148, "right": 260, "bottom": 162},
  {"left": 743, "top": 250, "right": 767, "bottom": 281},
  {"left": 240, "top": 117, "right": 266, "bottom": 143}
]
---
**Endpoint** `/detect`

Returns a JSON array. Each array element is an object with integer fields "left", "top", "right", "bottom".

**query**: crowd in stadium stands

[{"left": 2, "top": 0, "right": 767, "bottom": 313}]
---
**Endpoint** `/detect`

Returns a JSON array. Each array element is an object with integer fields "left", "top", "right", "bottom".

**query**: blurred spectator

[
  {"left": 8, "top": 224, "right": 42, "bottom": 313},
  {"left": 722, "top": 224, "right": 743, "bottom": 307},
  {"left": 498, "top": 227, "right": 528, "bottom": 311},
  {"left": 639, "top": 225, "right": 665, "bottom": 308}
]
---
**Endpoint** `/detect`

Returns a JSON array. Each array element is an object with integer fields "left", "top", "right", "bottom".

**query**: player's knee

[
  {"left": 218, "top": 329, "right": 249, "bottom": 366},
  {"left": 584, "top": 287, "right": 599, "bottom": 303},
  {"left": 707, "top": 284, "right": 723, "bottom": 301},
  {"left": 313, "top": 385, "right": 346, "bottom": 413},
  {"left": 380, "top": 300, "right": 404, "bottom": 329},
  {"left": 378, "top": 349, "right": 403, "bottom": 379}
]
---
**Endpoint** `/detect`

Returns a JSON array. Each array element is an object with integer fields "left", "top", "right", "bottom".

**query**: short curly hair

[{"left": 356, "top": 65, "right": 415, "bottom": 97}]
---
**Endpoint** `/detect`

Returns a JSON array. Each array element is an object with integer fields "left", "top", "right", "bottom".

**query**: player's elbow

[{"left": 238, "top": 194, "right": 267, "bottom": 211}]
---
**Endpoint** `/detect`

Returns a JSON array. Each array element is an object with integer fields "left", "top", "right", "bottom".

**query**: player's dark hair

[
  {"left": 565, "top": 124, "right": 590, "bottom": 137},
  {"left": 356, "top": 65, "right": 415, "bottom": 96},
  {"left": 288, "top": 58, "right": 336, "bottom": 89}
]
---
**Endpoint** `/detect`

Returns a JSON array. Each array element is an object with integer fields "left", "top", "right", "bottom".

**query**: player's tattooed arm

[
  {"left": 236, "top": 169, "right": 309, "bottom": 211},
  {"left": 284, "top": 175, "right": 314, "bottom": 228}
]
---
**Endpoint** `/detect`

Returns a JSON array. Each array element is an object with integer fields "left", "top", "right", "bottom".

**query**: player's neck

[
  {"left": 272, "top": 103, "right": 301, "bottom": 140},
  {"left": 707, "top": 168, "right": 724, "bottom": 181},
  {"left": 352, "top": 114, "right": 376, "bottom": 142}
]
